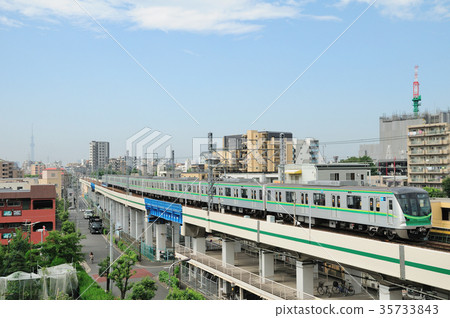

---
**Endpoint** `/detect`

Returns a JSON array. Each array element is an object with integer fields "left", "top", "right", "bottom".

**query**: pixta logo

[{"left": 126, "top": 128, "right": 173, "bottom": 165}]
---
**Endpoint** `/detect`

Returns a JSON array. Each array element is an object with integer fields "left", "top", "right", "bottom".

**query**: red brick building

[{"left": 0, "top": 185, "right": 56, "bottom": 245}]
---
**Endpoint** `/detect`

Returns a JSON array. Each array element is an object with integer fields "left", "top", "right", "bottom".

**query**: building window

[
  {"left": 33, "top": 200, "right": 53, "bottom": 210},
  {"left": 330, "top": 173, "right": 339, "bottom": 181},
  {"left": 346, "top": 173, "right": 355, "bottom": 181}
]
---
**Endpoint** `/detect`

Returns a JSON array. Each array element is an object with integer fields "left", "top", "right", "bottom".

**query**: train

[{"left": 101, "top": 175, "right": 432, "bottom": 241}]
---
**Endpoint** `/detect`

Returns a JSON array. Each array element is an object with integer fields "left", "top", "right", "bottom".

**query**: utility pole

[
  {"left": 206, "top": 132, "right": 220, "bottom": 216},
  {"left": 108, "top": 198, "right": 113, "bottom": 292},
  {"left": 171, "top": 150, "right": 175, "bottom": 178}
]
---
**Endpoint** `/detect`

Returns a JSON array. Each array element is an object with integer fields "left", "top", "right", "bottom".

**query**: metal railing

[{"left": 175, "top": 244, "right": 314, "bottom": 300}]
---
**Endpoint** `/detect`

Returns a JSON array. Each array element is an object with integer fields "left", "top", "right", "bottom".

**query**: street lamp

[{"left": 168, "top": 257, "right": 191, "bottom": 290}]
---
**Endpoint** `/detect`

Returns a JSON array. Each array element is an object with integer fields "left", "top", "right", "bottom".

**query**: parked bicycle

[
  {"left": 317, "top": 281, "right": 332, "bottom": 297},
  {"left": 332, "top": 280, "right": 355, "bottom": 296}
]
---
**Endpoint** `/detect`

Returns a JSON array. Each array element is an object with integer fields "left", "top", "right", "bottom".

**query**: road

[{"left": 69, "top": 197, "right": 170, "bottom": 300}]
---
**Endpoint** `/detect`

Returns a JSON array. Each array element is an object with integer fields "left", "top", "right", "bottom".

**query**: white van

[{"left": 84, "top": 210, "right": 94, "bottom": 219}]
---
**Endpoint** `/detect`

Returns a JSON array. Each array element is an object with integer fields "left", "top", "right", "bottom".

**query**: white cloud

[
  {"left": 0, "top": 15, "right": 22, "bottom": 27},
  {"left": 335, "top": 0, "right": 450, "bottom": 20},
  {"left": 0, "top": 0, "right": 340, "bottom": 34}
]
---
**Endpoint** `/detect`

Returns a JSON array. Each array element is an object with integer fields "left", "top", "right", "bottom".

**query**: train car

[{"left": 101, "top": 175, "right": 431, "bottom": 241}]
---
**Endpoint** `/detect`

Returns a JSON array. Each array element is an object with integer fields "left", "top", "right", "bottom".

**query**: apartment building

[
  {"left": 408, "top": 123, "right": 450, "bottom": 188},
  {"left": 0, "top": 185, "right": 56, "bottom": 245},
  {"left": 89, "top": 141, "right": 110, "bottom": 171},
  {"left": 0, "top": 159, "right": 23, "bottom": 178},
  {"left": 221, "top": 130, "right": 293, "bottom": 173}
]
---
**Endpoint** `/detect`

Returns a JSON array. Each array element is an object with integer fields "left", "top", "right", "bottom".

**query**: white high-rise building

[{"left": 89, "top": 141, "right": 110, "bottom": 171}]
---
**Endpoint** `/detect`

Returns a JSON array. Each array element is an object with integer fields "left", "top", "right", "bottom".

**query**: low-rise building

[{"left": 39, "top": 168, "right": 66, "bottom": 198}]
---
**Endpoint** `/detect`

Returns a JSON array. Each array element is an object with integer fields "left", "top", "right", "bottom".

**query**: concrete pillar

[
  {"left": 144, "top": 218, "right": 153, "bottom": 247},
  {"left": 234, "top": 242, "right": 241, "bottom": 253},
  {"left": 155, "top": 223, "right": 167, "bottom": 261},
  {"left": 136, "top": 210, "right": 144, "bottom": 240},
  {"left": 192, "top": 237, "right": 206, "bottom": 255},
  {"left": 296, "top": 261, "right": 314, "bottom": 300},
  {"left": 379, "top": 285, "right": 403, "bottom": 300},
  {"left": 173, "top": 223, "right": 180, "bottom": 246},
  {"left": 259, "top": 251, "right": 274, "bottom": 280},
  {"left": 185, "top": 236, "right": 191, "bottom": 249},
  {"left": 313, "top": 264, "right": 319, "bottom": 280},
  {"left": 218, "top": 278, "right": 223, "bottom": 299},
  {"left": 239, "top": 287, "right": 244, "bottom": 300},
  {"left": 345, "top": 268, "right": 362, "bottom": 294},
  {"left": 122, "top": 206, "right": 129, "bottom": 234},
  {"left": 130, "top": 208, "right": 137, "bottom": 238},
  {"left": 222, "top": 240, "right": 235, "bottom": 267}
]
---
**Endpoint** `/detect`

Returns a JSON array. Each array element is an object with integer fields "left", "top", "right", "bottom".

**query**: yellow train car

[{"left": 429, "top": 199, "right": 450, "bottom": 242}]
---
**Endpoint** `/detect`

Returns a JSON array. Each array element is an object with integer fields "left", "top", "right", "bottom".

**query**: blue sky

[{"left": 1, "top": 0, "right": 450, "bottom": 165}]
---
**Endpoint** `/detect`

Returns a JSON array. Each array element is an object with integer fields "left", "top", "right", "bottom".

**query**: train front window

[{"left": 397, "top": 193, "right": 431, "bottom": 217}]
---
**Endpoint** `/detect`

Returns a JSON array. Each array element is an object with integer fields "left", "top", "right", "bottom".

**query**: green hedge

[{"left": 77, "top": 267, "right": 115, "bottom": 300}]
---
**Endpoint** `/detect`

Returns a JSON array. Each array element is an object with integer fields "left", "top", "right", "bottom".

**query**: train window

[
  {"left": 259, "top": 190, "right": 263, "bottom": 200},
  {"left": 376, "top": 198, "right": 380, "bottom": 212},
  {"left": 267, "top": 190, "right": 272, "bottom": 201},
  {"left": 305, "top": 194, "right": 308, "bottom": 205},
  {"left": 225, "top": 187, "right": 231, "bottom": 197},
  {"left": 241, "top": 188, "right": 248, "bottom": 198},
  {"left": 179, "top": 184, "right": 183, "bottom": 191},
  {"left": 301, "top": 193, "right": 304, "bottom": 204},
  {"left": 187, "top": 185, "right": 191, "bottom": 192},
  {"left": 389, "top": 200, "right": 393, "bottom": 210},
  {"left": 332, "top": 195, "right": 335, "bottom": 207},
  {"left": 234, "top": 189, "right": 238, "bottom": 197},
  {"left": 219, "top": 188, "right": 223, "bottom": 196},
  {"left": 286, "top": 191, "right": 295, "bottom": 203},
  {"left": 347, "top": 195, "right": 361, "bottom": 210},
  {"left": 369, "top": 198, "right": 374, "bottom": 211},
  {"left": 337, "top": 196, "right": 340, "bottom": 208},
  {"left": 170, "top": 184, "right": 174, "bottom": 191},
  {"left": 213, "top": 187, "right": 217, "bottom": 195},
  {"left": 313, "top": 193, "right": 325, "bottom": 206},
  {"left": 275, "top": 192, "right": 281, "bottom": 202}
]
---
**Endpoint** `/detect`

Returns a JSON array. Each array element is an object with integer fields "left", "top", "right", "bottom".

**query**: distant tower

[
  {"left": 30, "top": 125, "right": 35, "bottom": 162},
  {"left": 412, "top": 65, "right": 421, "bottom": 116}
]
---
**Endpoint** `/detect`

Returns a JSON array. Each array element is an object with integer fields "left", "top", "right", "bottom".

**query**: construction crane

[{"left": 412, "top": 65, "right": 421, "bottom": 116}]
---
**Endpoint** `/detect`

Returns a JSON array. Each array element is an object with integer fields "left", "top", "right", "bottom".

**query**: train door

[
  {"left": 387, "top": 198, "right": 394, "bottom": 225},
  {"left": 369, "top": 197, "right": 376, "bottom": 224},
  {"left": 331, "top": 195, "right": 337, "bottom": 219}
]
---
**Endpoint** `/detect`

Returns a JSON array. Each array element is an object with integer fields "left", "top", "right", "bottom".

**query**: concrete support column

[
  {"left": 155, "top": 223, "right": 167, "bottom": 261},
  {"left": 379, "top": 285, "right": 403, "bottom": 300},
  {"left": 259, "top": 251, "right": 274, "bottom": 280},
  {"left": 117, "top": 203, "right": 123, "bottom": 230},
  {"left": 192, "top": 237, "right": 206, "bottom": 255},
  {"left": 345, "top": 268, "right": 362, "bottom": 294},
  {"left": 313, "top": 264, "right": 319, "bottom": 280},
  {"left": 144, "top": 217, "right": 153, "bottom": 247},
  {"left": 136, "top": 210, "right": 144, "bottom": 240},
  {"left": 296, "top": 261, "right": 314, "bottom": 300},
  {"left": 234, "top": 242, "right": 241, "bottom": 253},
  {"left": 185, "top": 236, "right": 191, "bottom": 249},
  {"left": 172, "top": 223, "right": 180, "bottom": 246},
  {"left": 122, "top": 206, "right": 129, "bottom": 234},
  {"left": 130, "top": 208, "right": 137, "bottom": 239},
  {"left": 239, "top": 287, "right": 244, "bottom": 300},
  {"left": 222, "top": 240, "right": 235, "bottom": 267}
]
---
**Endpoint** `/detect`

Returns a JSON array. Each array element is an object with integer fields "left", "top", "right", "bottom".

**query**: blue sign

[
  {"left": 145, "top": 198, "right": 182, "bottom": 224},
  {"left": 91, "top": 183, "right": 95, "bottom": 192},
  {"left": 2, "top": 210, "right": 12, "bottom": 217},
  {"left": 381, "top": 197, "right": 386, "bottom": 202}
]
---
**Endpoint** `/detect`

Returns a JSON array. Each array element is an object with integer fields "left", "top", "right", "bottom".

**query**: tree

[
  {"left": 0, "top": 229, "right": 32, "bottom": 276},
  {"left": 340, "top": 155, "right": 377, "bottom": 175},
  {"left": 61, "top": 220, "right": 76, "bottom": 234},
  {"left": 109, "top": 250, "right": 137, "bottom": 299},
  {"left": 166, "top": 287, "right": 205, "bottom": 300},
  {"left": 424, "top": 187, "right": 445, "bottom": 198},
  {"left": 40, "top": 230, "right": 85, "bottom": 266},
  {"left": 129, "top": 276, "right": 158, "bottom": 300},
  {"left": 442, "top": 177, "right": 450, "bottom": 197}
]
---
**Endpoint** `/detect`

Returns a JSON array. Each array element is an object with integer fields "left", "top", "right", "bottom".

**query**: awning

[{"left": 285, "top": 169, "right": 302, "bottom": 175}]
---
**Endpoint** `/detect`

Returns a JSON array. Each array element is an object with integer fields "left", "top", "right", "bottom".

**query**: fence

[{"left": 175, "top": 244, "right": 315, "bottom": 300}]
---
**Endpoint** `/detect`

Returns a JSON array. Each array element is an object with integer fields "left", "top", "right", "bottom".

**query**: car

[{"left": 83, "top": 210, "right": 94, "bottom": 219}]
